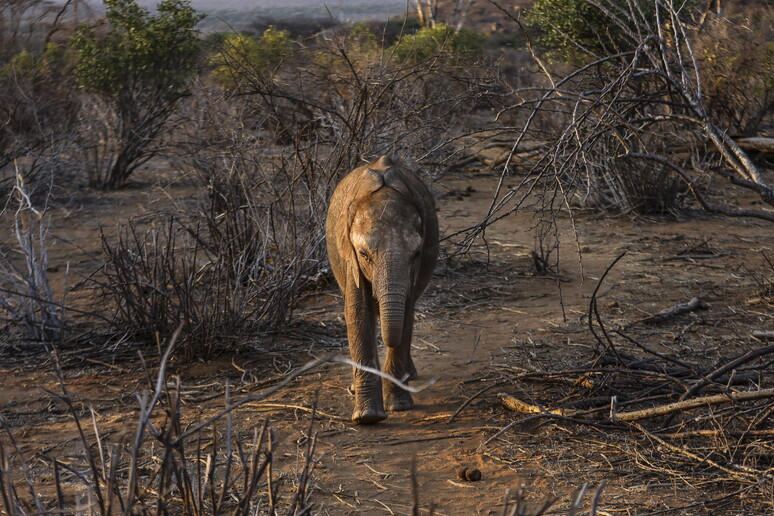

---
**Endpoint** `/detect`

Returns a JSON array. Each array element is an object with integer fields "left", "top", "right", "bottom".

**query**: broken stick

[
  {"left": 612, "top": 387, "right": 774, "bottom": 422},
  {"left": 498, "top": 393, "right": 572, "bottom": 417},
  {"left": 639, "top": 297, "right": 707, "bottom": 325},
  {"left": 735, "top": 137, "right": 774, "bottom": 154}
]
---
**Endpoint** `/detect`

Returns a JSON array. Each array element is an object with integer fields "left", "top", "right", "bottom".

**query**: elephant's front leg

[
  {"left": 383, "top": 300, "right": 416, "bottom": 412},
  {"left": 345, "top": 287, "right": 386, "bottom": 424}
]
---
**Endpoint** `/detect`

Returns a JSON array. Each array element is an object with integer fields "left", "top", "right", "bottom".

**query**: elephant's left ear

[{"left": 346, "top": 246, "right": 360, "bottom": 289}]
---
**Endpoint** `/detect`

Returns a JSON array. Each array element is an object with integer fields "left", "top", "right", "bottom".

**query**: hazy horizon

[
  {"left": 132, "top": 0, "right": 411, "bottom": 19},
  {"left": 80, "top": 0, "right": 412, "bottom": 31},
  {"left": 138, "top": 0, "right": 410, "bottom": 10}
]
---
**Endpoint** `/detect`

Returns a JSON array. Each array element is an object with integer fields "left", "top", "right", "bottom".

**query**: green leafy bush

[
  {"left": 211, "top": 28, "right": 293, "bottom": 89},
  {"left": 527, "top": 0, "right": 697, "bottom": 62},
  {"left": 1, "top": 43, "right": 73, "bottom": 82},
  {"left": 2, "top": 50, "right": 36, "bottom": 75},
  {"left": 389, "top": 23, "right": 484, "bottom": 65},
  {"left": 71, "top": 0, "right": 201, "bottom": 188},
  {"left": 73, "top": 0, "right": 201, "bottom": 98},
  {"left": 312, "top": 23, "right": 379, "bottom": 71},
  {"left": 0, "top": 42, "right": 77, "bottom": 180}
]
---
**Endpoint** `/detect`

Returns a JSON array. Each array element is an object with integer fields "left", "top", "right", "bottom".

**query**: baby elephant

[{"left": 326, "top": 156, "right": 439, "bottom": 424}]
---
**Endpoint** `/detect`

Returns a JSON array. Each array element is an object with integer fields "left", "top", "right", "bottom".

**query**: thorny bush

[
  {"left": 480, "top": 0, "right": 774, "bottom": 231},
  {"left": 0, "top": 340, "right": 321, "bottom": 515}
]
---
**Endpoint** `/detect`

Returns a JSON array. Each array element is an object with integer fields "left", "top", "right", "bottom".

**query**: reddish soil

[{"left": 2, "top": 165, "right": 773, "bottom": 514}]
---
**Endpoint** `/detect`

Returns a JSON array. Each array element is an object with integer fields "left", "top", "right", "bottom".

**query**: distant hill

[
  {"left": 113, "top": 0, "right": 410, "bottom": 32},
  {"left": 82, "top": 0, "right": 532, "bottom": 33},
  {"left": 135, "top": 0, "right": 400, "bottom": 9}
]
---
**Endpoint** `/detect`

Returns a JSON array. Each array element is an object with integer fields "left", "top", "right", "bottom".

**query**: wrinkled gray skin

[{"left": 326, "top": 156, "right": 439, "bottom": 424}]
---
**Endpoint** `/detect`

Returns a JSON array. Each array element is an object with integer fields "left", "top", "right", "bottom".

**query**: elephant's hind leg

[{"left": 345, "top": 291, "right": 386, "bottom": 424}]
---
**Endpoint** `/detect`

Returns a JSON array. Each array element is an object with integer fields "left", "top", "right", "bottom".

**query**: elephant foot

[
  {"left": 352, "top": 373, "right": 386, "bottom": 424},
  {"left": 352, "top": 405, "right": 387, "bottom": 424},
  {"left": 385, "top": 388, "right": 414, "bottom": 412}
]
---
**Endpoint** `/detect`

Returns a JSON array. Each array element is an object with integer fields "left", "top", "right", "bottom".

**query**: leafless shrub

[
  {"left": 181, "top": 93, "right": 334, "bottom": 313},
  {"left": 96, "top": 92, "right": 333, "bottom": 357},
  {"left": 97, "top": 217, "right": 269, "bottom": 359},
  {"left": 0, "top": 170, "right": 62, "bottom": 343},
  {"left": 0, "top": 38, "right": 78, "bottom": 197},
  {"left": 472, "top": 0, "right": 774, "bottom": 242},
  {"left": 499, "top": 482, "right": 605, "bottom": 516},
  {"left": 0, "top": 337, "right": 322, "bottom": 515},
  {"left": 575, "top": 136, "right": 687, "bottom": 215},
  {"left": 195, "top": 151, "right": 331, "bottom": 326}
]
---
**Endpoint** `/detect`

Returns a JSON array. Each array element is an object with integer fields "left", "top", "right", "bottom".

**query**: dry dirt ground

[{"left": 2, "top": 165, "right": 774, "bottom": 514}]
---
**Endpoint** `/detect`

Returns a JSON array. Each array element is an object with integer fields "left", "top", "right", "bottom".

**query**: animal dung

[{"left": 456, "top": 466, "right": 482, "bottom": 482}]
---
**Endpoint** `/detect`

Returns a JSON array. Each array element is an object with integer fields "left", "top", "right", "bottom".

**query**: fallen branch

[
  {"left": 386, "top": 433, "right": 476, "bottom": 446},
  {"left": 498, "top": 393, "right": 571, "bottom": 416},
  {"left": 592, "top": 353, "right": 759, "bottom": 385},
  {"left": 638, "top": 297, "right": 707, "bottom": 325},
  {"left": 630, "top": 422, "right": 771, "bottom": 482},
  {"left": 448, "top": 381, "right": 507, "bottom": 424},
  {"left": 678, "top": 344, "right": 774, "bottom": 401},
  {"left": 664, "top": 253, "right": 728, "bottom": 261},
  {"left": 479, "top": 412, "right": 626, "bottom": 449},
  {"left": 661, "top": 429, "right": 774, "bottom": 439},
  {"left": 735, "top": 137, "right": 774, "bottom": 154},
  {"left": 612, "top": 387, "right": 774, "bottom": 422},
  {"left": 752, "top": 331, "right": 774, "bottom": 341}
]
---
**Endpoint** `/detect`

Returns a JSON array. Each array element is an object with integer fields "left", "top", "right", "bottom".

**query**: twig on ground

[
  {"left": 637, "top": 297, "right": 708, "bottom": 325},
  {"left": 612, "top": 388, "right": 774, "bottom": 422},
  {"left": 588, "top": 252, "right": 627, "bottom": 365},
  {"left": 661, "top": 429, "right": 774, "bottom": 439},
  {"left": 246, "top": 402, "right": 347, "bottom": 421},
  {"left": 630, "top": 422, "right": 772, "bottom": 482},
  {"left": 448, "top": 380, "right": 508, "bottom": 423},
  {"left": 498, "top": 393, "right": 571, "bottom": 417},
  {"left": 678, "top": 344, "right": 774, "bottom": 401},
  {"left": 386, "top": 433, "right": 476, "bottom": 446}
]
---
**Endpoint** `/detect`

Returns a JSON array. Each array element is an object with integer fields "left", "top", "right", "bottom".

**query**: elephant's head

[{"left": 341, "top": 157, "right": 430, "bottom": 351}]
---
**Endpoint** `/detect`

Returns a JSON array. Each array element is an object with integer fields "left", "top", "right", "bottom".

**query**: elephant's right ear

[
  {"left": 339, "top": 200, "right": 361, "bottom": 289},
  {"left": 346, "top": 244, "right": 361, "bottom": 289}
]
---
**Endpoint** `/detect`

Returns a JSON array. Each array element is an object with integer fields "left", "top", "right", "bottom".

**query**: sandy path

[{"left": 266, "top": 176, "right": 606, "bottom": 515}]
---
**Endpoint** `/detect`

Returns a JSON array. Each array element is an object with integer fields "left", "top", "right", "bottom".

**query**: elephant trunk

[
  {"left": 375, "top": 252, "right": 410, "bottom": 349},
  {"left": 379, "top": 293, "right": 406, "bottom": 350}
]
